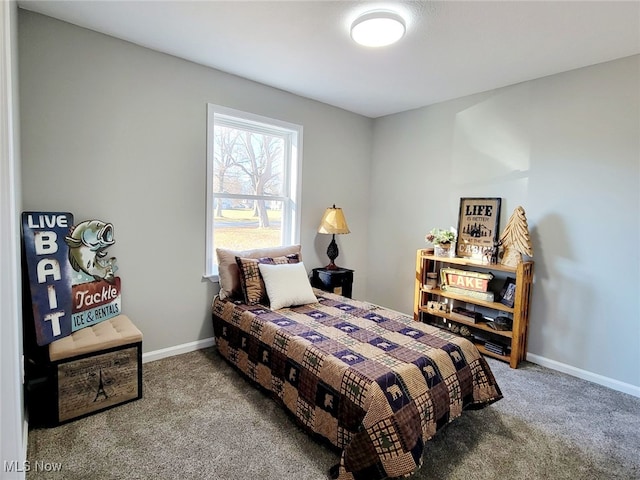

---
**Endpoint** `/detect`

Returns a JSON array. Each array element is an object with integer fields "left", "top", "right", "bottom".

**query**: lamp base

[{"left": 325, "top": 235, "right": 340, "bottom": 270}]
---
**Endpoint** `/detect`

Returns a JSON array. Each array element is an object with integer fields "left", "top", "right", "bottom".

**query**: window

[{"left": 205, "top": 104, "right": 302, "bottom": 279}]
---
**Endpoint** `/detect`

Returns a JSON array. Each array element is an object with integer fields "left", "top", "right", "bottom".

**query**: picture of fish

[{"left": 65, "top": 220, "right": 118, "bottom": 283}]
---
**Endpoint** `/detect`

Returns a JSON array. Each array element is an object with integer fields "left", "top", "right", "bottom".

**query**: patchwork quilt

[{"left": 211, "top": 290, "right": 502, "bottom": 480}]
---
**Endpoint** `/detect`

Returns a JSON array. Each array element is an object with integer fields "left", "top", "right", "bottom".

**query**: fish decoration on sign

[{"left": 65, "top": 220, "right": 118, "bottom": 283}]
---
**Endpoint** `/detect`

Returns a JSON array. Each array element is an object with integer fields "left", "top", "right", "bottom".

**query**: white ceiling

[{"left": 17, "top": 1, "right": 640, "bottom": 118}]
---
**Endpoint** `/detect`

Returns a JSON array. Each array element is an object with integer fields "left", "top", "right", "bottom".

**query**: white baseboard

[
  {"left": 142, "top": 337, "right": 215, "bottom": 364},
  {"left": 527, "top": 353, "right": 640, "bottom": 399}
]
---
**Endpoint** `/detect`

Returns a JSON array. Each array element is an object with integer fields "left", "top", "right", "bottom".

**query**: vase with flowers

[{"left": 425, "top": 228, "right": 456, "bottom": 258}]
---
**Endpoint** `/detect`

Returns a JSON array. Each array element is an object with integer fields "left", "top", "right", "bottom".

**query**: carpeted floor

[{"left": 27, "top": 347, "right": 640, "bottom": 479}]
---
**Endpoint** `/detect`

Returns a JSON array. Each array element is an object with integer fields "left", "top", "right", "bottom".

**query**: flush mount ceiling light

[{"left": 350, "top": 10, "right": 406, "bottom": 47}]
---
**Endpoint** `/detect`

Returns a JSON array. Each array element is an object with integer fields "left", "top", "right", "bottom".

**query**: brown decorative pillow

[
  {"left": 216, "top": 245, "right": 301, "bottom": 299},
  {"left": 236, "top": 253, "right": 300, "bottom": 305}
]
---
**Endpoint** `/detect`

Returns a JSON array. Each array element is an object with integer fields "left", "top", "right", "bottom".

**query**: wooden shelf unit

[{"left": 414, "top": 249, "right": 533, "bottom": 368}]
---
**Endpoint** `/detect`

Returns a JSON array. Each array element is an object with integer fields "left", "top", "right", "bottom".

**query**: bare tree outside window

[{"left": 205, "top": 105, "right": 302, "bottom": 278}]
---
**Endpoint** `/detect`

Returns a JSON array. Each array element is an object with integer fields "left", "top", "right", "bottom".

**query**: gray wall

[
  {"left": 18, "top": 10, "right": 640, "bottom": 393},
  {"left": 18, "top": 11, "right": 373, "bottom": 353},
  {"left": 368, "top": 55, "right": 640, "bottom": 390}
]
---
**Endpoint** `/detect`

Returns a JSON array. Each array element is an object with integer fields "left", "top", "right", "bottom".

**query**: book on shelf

[
  {"left": 450, "top": 307, "right": 483, "bottom": 324},
  {"left": 484, "top": 341, "right": 509, "bottom": 356}
]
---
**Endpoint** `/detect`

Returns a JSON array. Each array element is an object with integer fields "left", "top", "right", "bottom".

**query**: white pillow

[{"left": 258, "top": 262, "right": 318, "bottom": 310}]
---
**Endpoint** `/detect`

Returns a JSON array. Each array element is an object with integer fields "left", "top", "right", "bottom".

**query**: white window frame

[{"left": 204, "top": 104, "right": 303, "bottom": 281}]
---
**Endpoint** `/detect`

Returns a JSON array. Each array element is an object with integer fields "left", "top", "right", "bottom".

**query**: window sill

[{"left": 202, "top": 273, "right": 220, "bottom": 283}]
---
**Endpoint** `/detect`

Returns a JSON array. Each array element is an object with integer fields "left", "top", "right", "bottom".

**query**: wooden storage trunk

[
  {"left": 38, "top": 315, "right": 143, "bottom": 425},
  {"left": 54, "top": 343, "right": 141, "bottom": 423}
]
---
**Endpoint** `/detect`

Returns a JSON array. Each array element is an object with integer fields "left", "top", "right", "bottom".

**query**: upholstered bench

[
  {"left": 37, "top": 315, "right": 143, "bottom": 425},
  {"left": 49, "top": 315, "right": 142, "bottom": 361}
]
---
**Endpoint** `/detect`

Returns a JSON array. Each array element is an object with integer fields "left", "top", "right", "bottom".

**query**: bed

[{"left": 211, "top": 246, "right": 502, "bottom": 480}]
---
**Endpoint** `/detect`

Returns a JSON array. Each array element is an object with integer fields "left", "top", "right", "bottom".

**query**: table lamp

[{"left": 318, "top": 205, "right": 350, "bottom": 270}]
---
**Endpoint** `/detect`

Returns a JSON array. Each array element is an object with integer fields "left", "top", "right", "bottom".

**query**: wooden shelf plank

[
  {"left": 419, "top": 251, "right": 533, "bottom": 274},
  {"left": 423, "top": 287, "right": 515, "bottom": 313},
  {"left": 476, "top": 344, "right": 511, "bottom": 362}
]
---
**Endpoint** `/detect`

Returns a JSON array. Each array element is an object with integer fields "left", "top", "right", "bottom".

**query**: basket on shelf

[{"left": 434, "top": 243, "right": 454, "bottom": 257}]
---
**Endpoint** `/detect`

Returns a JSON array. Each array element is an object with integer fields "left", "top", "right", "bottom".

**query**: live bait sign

[{"left": 22, "top": 212, "right": 121, "bottom": 346}]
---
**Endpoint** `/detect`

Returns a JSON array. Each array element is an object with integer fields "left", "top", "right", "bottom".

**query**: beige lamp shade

[{"left": 318, "top": 206, "right": 350, "bottom": 235}]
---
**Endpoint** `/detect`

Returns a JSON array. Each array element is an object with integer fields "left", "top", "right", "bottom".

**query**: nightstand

[{"left": 311, "top": 267, "right": 354, "bottom": 298}]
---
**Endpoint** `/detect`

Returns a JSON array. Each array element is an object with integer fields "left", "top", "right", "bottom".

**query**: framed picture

[
  {"left": 498, "top": 277, "right": 516, "bottom": 308},
  {"left": 456, "top": 197, "right": 502, "bottom": 259}
]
